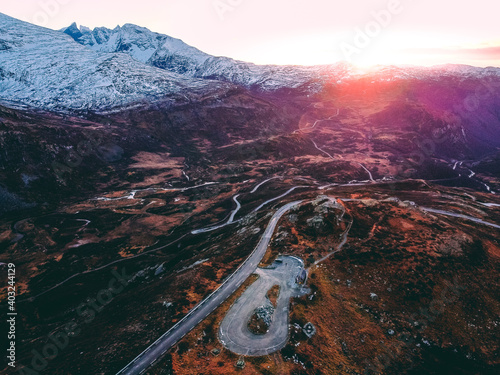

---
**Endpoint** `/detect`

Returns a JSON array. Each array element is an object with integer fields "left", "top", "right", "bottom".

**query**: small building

[
  {"left": 303, "top": 322, "right": 317, "bottom": 338},
  {"left": 235, "top": 359, "right": 245, "bottom": 369},
  {"left": 296, "top": 268, "right": 308, "bottom": 285}
]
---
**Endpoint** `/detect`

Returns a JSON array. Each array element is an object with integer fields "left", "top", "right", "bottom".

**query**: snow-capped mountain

[
  {"left": 64, "top": 22, "right": 500, "bottom": 93},
  {"left": 0, "top": 13, "right": 231, "bottom": 111},
  {"left": 66, "top": 22, "right": 210, "bottom": 75},
  {"left": 64, "top": 23, "right": 327, "bottom": 91},
  {"left": 1, "top": 12, "right": 498, "bottom": 113}
]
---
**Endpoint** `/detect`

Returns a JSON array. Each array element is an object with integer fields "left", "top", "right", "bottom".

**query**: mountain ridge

[
  {"left": 0, "top": 12, "right": 233, "bottom": 112},
  {"left": 63, "top": 21, "right": 329, "bottom": 91},
  {"left": 0, "top": 12, "right": 499, "bottom": 113},
  {"left": 64, "top": 21, "right": 500, "bottom": 83}
]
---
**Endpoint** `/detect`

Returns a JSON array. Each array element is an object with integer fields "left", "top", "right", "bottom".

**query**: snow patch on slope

[
  {"left": 67, "top": 22, "right": 327, "bottom": 91},
  {"left": 0, "top": 13, "right": 230, "bottom": 111}
]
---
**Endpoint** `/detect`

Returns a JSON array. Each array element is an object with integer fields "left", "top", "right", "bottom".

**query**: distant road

[
  {"left": 357, "top": 162, "right": 375, "bottom": 182},
  {"left": 421, "top": 207, "right": 500, "bottom": 230},
  {"left": 192, "top": 178, "right": 286, "bottom": 235},
  {"left": 116, "top": 200, "right": 303, "bottom": 375}
]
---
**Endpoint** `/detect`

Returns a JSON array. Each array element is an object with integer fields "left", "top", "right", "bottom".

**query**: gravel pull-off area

[{"left": 219, "top": 256, "right": 309, "bottom": 356}]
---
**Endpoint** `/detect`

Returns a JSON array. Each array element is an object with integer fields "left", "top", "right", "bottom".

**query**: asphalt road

[
  {"left": 219, "top": 256, "right": 307, "bottom": 356},
  {"left": 421, "top": 207, "right": 500, "bottom": 230},
  {"left": 116, "top": 200, "right": 303, "bottom": 375}
]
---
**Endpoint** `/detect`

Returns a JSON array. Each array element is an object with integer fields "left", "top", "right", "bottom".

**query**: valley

[
  {"left": 2, "top": 87, "right": 500, "bottom": 374},
  {"left": 0, "top": 11, "right": 499, "bottom": 375}
]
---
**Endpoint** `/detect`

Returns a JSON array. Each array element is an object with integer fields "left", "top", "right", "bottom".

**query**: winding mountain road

[
  {"left": 357, "top": 162, "right": 375, "bottom": 182},
  {"left": 252, "top": 186, "right": 307, "bottom": 212},
  {"left": 311, "top": 139, "right": 337, "bottom": 161},
  {"left": 192, "top": 178, "right": 288, "bottom": 235},
  {"left": 191, "top": 194, "right": 242, "bottom": 234},
  {"left": 219, "top": 256, "right": 307, "bottom": 356},
  {"left": 116, "top": 200, "right": 303, "bottom": 375},
  {"left": 421, "top": 207, "right": 500, "bottom": 230}
]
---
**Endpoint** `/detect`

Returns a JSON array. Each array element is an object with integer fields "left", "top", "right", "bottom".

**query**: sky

[{"left": 2, "top": 0, "right": 500, "bottom": 67}]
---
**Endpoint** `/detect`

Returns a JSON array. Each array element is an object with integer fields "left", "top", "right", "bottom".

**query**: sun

[{"left": 229, "top": 31, "right": 498, "bottom": 68}]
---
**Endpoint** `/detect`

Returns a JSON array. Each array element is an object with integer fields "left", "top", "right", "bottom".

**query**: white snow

[
  {"left": 0, "top": 13, "right": 231, "bottom": 111},
  {"left": 72, "top": 22, "right": 332, "bottom": 91},
  {"left": 2, "top": 13, "right": 500, "bottom": 112}
]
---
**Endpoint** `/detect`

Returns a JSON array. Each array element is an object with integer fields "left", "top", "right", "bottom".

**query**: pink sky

[{"left": 2, "top": 0, "right": 499, "bottom": 67}]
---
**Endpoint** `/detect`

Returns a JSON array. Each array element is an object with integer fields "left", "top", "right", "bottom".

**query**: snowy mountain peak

[
  {"left": 79, "top": 25, "right": 91, "bottom": 34},
  {"left": 0, "top": 12, "right": 231, "bottom": 111},
  {"left": 2, "top": 12, "right": 497, "bottom": 114},
  {"left": 67, "top": 21, "right": 327, "bottom": 90},
  {"left": 63, "top": 22, "right": 83, "bottom": 41},
  {"left": 65, "top": 22, "right": 210, "bottom": 69}
]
